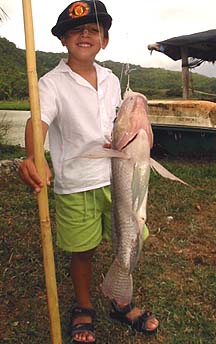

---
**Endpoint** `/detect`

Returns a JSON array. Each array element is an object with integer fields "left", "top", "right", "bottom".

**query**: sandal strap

[
  {"left": 71, "top": 306, "right": 96, "bottom": 321},
  {"left": 110, "top": 301, "right": 158, "bottom": 333},
  {"left": 131, "top": 311, "right": 156, "bottom": 332},
  {"left": 70, "top": 307, "right": 96, "bottom": 342},
  {"left": 71, "top": 322, "right": 95, "bottom": 336},
  {"left": 111, "top": 300, "right": 135, "bottom": 315}
]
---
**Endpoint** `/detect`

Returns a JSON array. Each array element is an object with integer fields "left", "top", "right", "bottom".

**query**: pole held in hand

[{"left": 22, "top": 1, "right": 62, "bottom": 343}]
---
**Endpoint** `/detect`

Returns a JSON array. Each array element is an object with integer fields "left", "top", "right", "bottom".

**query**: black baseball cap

[{"left": 52, "top": 1, "right": 112, "bottom": 39}]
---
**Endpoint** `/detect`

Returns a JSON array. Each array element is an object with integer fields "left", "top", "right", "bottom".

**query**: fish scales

[{"left": 111, "top": 140, "right": 148, "bottom": 272}]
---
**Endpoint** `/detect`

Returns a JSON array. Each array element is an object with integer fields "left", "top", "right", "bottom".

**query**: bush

[
  {"left": 166, "top": 87, "right": 182, "bottom": 97},
  {"left": 0, "top": 143, "right": 25, "bottom": 159},
  {"left": 0, "top": 113, "right": 11, "bottom": 144}
]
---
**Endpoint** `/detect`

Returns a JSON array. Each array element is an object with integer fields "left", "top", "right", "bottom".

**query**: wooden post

[
  {"left": 181, "top": 46, "right": 189, "bottom": 99},
  {"left": 22, "top": 1, "right": 62, "bottom": 343}
]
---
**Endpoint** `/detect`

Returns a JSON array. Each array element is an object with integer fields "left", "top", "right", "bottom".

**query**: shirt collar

[{"left": 56, "top": 58, "right": 112, "bottom": 84}]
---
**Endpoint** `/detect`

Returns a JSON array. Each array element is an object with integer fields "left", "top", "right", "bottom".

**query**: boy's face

[{"left": 60, "top": 23, "right": 108, "bottom": 62}]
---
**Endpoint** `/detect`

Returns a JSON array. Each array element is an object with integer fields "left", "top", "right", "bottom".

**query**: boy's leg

[
  {"left": 70, "top": 249, "right": 95, "bottom": 308},
  {"left": 70, "top": 248, "right": 96, "bottom": 342},
  {"left": 55, "top": 190, "right": 105, "bottom": 342}
]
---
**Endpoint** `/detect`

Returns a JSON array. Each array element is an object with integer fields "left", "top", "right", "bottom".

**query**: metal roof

[{"left": 148, "top": 29, "right": 216, "bottom": 62}]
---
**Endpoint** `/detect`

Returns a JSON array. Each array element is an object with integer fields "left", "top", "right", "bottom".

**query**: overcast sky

[{"left": 1, "top": 0, "right": 216, "bottom": 77}]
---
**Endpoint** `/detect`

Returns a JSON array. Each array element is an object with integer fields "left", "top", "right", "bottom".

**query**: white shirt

[{"left": 39, "top": 59, "right": 121, "bottom": 194}]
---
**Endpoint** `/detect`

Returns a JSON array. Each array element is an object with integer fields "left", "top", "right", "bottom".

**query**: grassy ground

[
  {"left": 0, "top": 100, "right": 30, "bottom": 111},
  {"left": 0, "top": 148, "right": 216, "bottom": 343}
]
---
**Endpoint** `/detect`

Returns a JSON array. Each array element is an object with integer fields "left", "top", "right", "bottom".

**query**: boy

[{"left": 19, "top": 1, "right": 159, "bottom": 342}]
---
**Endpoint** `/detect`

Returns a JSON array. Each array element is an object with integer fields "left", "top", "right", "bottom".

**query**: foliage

[
  {"left": 0, "top": 113, "right": 11, "bottom": 144},
  {"left": 0, "top": 7, "right": 8, "bottom": 23},
  {"left": 0, "top": 143, "right": 25, "bottom": 159},
  {"left": 0, "top": 99, "right": 30, "bottom": 110},
  {"left": 0, "top": 37, "right": 67, "bottom": 100},
  {"left": 1, "top": 37, "right": 216, "bottom": 101},
  {"left": 102, "top": 60, "right": 216, "bottom": 100}
]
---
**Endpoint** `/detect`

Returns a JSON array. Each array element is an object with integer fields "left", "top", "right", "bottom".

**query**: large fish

[
  {"left": 77, "top": 90, "right": 187, "bottom": 305},
  {"left": 101, "top": 91, "right": 153, "bottom": 304},
  {"left": 101, "top": 91, "right": 187, "bottom": 305}
]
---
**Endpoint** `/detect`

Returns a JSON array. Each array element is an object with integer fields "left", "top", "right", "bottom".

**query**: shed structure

[{"left": 148, "top": 29, "right": 216, "bottom": 99}]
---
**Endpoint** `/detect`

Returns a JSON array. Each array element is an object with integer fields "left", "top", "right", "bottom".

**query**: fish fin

[
  {"left": 66, "top": 148, "right": 130, "bottom": 160},
  {"left": 101, "top": 258, "right": 133, "bottom": 305},
  {"left": 150, "top": 158, "right": 189, "bottom": 186},
  {"left": 132, "top": 163, "right": 150, "bottom": 212},
  {"left": 137, "top": 191, "right": 148, "bottom": 224},
  {"left": 79, "top": 148, "right": 127, "bottom": 159}
]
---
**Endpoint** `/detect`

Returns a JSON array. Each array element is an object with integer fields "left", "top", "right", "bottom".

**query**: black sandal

[
  {"left": 110, "top": 300, "right": 159, "bottom": 334},
  {"left": 69, "top": 306, "right": 96, "bottom": 343}
]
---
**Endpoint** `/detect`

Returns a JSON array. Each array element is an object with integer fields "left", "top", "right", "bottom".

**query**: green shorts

[{"left": 55, "top": 186, "right": 149, "bottom": 252}]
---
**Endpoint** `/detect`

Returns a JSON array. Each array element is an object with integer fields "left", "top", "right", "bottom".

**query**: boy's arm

[{"left": 19, "top": 118, "right": 52, "bottom": 193}]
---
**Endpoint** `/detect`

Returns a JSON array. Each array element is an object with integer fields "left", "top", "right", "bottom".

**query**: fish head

[{"left": 112, "top": 91, "right": 153, "bottom": 151}]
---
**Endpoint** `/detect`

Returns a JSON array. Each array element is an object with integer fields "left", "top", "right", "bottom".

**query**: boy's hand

[
  {"left": 19, "top": 157, "right": 52, "bottom": 193},
  {"left": 103, "top": 143, "right": 112, "bottom": 149}
]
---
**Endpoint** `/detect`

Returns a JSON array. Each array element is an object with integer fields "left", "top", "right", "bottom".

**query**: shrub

[{"left": 0, "top": 113, "right": 11, "bottom": 144}]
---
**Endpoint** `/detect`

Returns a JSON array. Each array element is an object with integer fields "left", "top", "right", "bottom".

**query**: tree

[{"left": 0, "top": 7, "right": 8, "bottom": 22}]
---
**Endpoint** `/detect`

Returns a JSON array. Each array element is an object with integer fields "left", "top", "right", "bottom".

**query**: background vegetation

[
  {"left": 1, "top": 37, "right": 216, "bottom": 101},
  {"left": 0, "top": 114, "right": 11, "bottom": 144}
]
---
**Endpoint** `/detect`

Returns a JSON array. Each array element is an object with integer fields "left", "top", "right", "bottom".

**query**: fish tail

[{"left": 101, "top": 258, "right": 133, "bottom": 304}]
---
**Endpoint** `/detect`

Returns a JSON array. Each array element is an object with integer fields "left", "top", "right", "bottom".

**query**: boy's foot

[
  {"left": 70, "top": 306, "right": 96, "bottom": 343},
  {"left": 110, "top": 300, "right": 159, "bottom": 333}
]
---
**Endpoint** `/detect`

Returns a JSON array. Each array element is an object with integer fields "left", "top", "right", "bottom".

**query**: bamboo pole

[{"left": 22, "top": 1, "right": 62, "bottom": 343}]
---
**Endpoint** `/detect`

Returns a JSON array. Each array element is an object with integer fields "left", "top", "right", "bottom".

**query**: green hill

[{"left": 0, "top": 36, "right": 216, "bottom": 100}]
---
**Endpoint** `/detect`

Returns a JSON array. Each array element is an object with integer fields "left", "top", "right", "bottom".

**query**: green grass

[
  {"left": 0, "top": 144, "right": 26, "bottom": 159},
  {"left": 0, "top": 100, "right": 30, "bottom": 110},
  {"left": 0, "top": 149, "right": 216, "bottom": 343}
]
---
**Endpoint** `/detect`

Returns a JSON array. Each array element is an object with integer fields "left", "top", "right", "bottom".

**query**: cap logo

[{"left": 69, "top": 2, "right": 90, "bottom": 19}]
